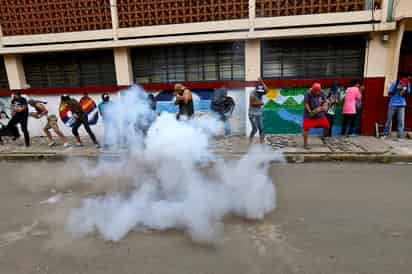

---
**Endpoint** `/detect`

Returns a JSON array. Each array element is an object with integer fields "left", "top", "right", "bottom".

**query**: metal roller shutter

[
  {"left": 132, "top": 42, "right": 245, "bottom": 84},
  {"left": 262, "top": 36, "right": 365, "bottom": 80},
  {"left": 23, "top": 50, "right": 116, "bottom": 88}
]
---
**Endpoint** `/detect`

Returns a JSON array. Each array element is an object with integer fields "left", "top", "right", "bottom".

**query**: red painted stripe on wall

[{"left": 0, "top": 78, "right": 358, "bottom": 96}]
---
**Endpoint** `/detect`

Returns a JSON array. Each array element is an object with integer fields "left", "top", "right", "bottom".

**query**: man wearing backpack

[
  {"left": 211, "top": 87, "right": 235, "bottom": 136},
  {"left": 383, "top": 74, "right": 411, "bottom": 140}
]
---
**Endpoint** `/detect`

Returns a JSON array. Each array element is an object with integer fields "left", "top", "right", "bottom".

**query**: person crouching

[
  {"left": 28, "top": 99, "right": 70, "bottom": 147},
  {"left": 302, "top": 83, "right": 330, "bottom": 149}
]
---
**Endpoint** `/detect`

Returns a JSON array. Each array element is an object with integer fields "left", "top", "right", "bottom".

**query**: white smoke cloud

[{"left": 66, "top": 85, "right": 282, "bottom": 243}]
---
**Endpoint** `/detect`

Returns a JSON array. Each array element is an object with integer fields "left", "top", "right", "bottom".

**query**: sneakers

[
  {"left": 63, "top": 142, "right": 71, "bottom": 148},
  {"left": 95, "top": 143, "right": 101, "bottom": 149},
  {"left": 48, "top": 141, "right": 56, "bottom": 147}
]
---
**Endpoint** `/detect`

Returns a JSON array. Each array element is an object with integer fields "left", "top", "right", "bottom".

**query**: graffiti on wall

[
  {"left": 0, "top": 97, "right": 11, "bottom": 126},
  {"left": 262, "top": 86, "right": 361, "bottom": 135}
]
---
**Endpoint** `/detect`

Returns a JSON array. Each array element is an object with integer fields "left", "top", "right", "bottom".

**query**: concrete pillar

[
  {"left": 0, "top": 25, "right": 3, "bottom": 48},
  {"left": 244, "top": 39, "right": 261, "bottom": 135},
  {"left": 248, "top": 0, "right": 256, "bottom": 32},
  {"left": 364, "top": 33, "right": 389, "bottom": 79},
  {"left": 380, "top": 0, "right": 390, "bottom": 22},
  {"left": 114, "top": 47, "right": 133, "bottom": 86},
  {"left": 384, "top": 21, "right": 405, "bottom": 92},
  {"left": 245, "top": 39, "right": 261, "bottom": 81},
  {"left": 110, "top": 0, "right": 119, "bottom": 40},
  {"left": 4, "top": 55, "right": 27, "bottom": 90}
]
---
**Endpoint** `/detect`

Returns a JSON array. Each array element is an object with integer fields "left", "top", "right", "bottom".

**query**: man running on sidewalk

[
  {"left": 7, "top": 92, "right": 30, "bottom": 147},
  {"left": 61, "top": 95, "right": 100, "bottom": 148},
  {"left": 28, "top": 99, "right": 70, "bottom": 147}
]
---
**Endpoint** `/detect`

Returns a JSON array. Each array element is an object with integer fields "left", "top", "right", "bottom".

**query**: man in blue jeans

[
  {"left": 249, "top": 78, "right": 267, "bottom": 144},
  {"left": 383, "top": 75, "right": 411, "bottom": 140}
]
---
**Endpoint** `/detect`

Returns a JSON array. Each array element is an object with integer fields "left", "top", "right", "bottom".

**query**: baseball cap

[{"left": 311, "top": 83, "right": 321, "bottom": 92}]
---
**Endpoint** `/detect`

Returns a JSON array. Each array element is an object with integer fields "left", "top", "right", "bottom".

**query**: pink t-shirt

[{"left": 343, "top": 87, "right": 361, "bottom": 114}]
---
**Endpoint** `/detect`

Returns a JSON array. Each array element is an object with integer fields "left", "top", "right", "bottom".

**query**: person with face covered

[
  {"left": 249, "top": 78, "right": 267, "bottom": 144},
  {"left": 302, "top": 83, "right": 329, "bottom": 149},
  {"left": 383, "top": 75, "right": 411, "bottom": 140},
  {"left": 174, "top": 84, "right": 194, "bottom": 120},
  {"left": 61, "top": 95, "right": 99, "bottom": 148},
  {"left": 98, "top": 93, "right": 118, "bottom": 148}
]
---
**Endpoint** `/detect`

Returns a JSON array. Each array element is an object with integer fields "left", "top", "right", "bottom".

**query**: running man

[
  {"left": 28, "top": 99, "right": 70, "bottom": 147},
  {"left": 7, "top": 91, "right": 30, "bottom": 147},
  {"left": 60, "top": 95, "right": 100, "bottom": 148}
]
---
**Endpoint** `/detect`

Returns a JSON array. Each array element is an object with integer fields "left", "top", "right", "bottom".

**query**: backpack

[{"left": 222, "top": 96, "right": 235, "bottom": 115}]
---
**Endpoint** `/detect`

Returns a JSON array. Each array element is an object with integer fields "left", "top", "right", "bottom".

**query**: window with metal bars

[
  {"left": 0, "top": 58, "right": 8, "bottom": 89},
  {"left": 262, "top": 36, "right": 366, "bottom": 80},
  {"left": 132, "top": 42, "right": 245, "bottom": 84},
  {"left": 23, "top": 50, "right": 116, "bottom": 88}
]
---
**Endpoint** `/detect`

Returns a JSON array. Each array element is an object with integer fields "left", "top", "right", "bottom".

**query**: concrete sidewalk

[{"left": 1, "top": 134, "right": 412, "bottom": 162}]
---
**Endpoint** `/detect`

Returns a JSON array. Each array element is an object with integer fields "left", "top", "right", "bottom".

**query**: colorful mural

[{"left": 262, "top": 86, "right": 361, "bottom": 135}]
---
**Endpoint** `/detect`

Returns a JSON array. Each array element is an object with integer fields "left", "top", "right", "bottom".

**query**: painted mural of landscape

[{"left": 262, "top": 86, "right": 360, "bottom": 135}]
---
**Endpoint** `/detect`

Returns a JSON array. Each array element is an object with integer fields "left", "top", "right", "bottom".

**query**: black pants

[
  {"left": 325, "top": 113, "right": 335, "bottom": 137},
  {"left": 72, "top": 115, "right": 98, "bottom": 144},
  {"left": 341, "top": 114, "right": 357, "bottom": 136},
  {"left": 7, "top": 114, "right": 30, "bottom": 146}
]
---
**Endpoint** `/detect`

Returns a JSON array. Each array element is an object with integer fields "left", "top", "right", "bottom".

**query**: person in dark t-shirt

[
  {"left": 7, "top": 91, "right": 30, "bottom": 147},
  {"left": 61, "top": 95, "right": 99, "bottom": 148}
]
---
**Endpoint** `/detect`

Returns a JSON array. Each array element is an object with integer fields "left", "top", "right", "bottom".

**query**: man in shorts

[
  {"left": 28, "top": 99, "right": 70, "bottom": 147},
  {"left": 302, "top": 83, "right": 330, "bottom": 149}
]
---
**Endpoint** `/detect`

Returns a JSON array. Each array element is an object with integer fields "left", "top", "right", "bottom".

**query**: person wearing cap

[
  {"left": 28, "top": 99, "right": 70, "bottom": 147},
  {"left": 249, "top": 78, "right": 267, "bottom": 144},
  {"left": 383, "top": 74, "right": 411, "bottom": 140},
  {"left": 341, "top": 79, "right": 362, "bottom": 137},
  {"left": 174, "top": 84, "right": 194, "bottom": 120},
  {"left": 61, "top": 95, "right": 100, "bottom": 148},
  {"left": 302, "top": 83, "right": 329, "bottom": 148},
  {"left": 7, "top": 91, "right": 30, "bottom": 147},
  {"left": 98, "top": 93, "right": 118, "bottom": 148}
]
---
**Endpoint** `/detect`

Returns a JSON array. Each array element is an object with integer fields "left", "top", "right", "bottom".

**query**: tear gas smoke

[{"left": 67, "top": 85, "right": 282, "bottom": 243}]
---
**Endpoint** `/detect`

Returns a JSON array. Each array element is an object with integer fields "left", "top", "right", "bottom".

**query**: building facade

[{"left": 0, "top": 0, "right": 411, "bottom": 137}]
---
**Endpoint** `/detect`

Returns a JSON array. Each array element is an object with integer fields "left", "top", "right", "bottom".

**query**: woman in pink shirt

[{"left": 341, "top": 79, "right": 362, "bottom": 136}]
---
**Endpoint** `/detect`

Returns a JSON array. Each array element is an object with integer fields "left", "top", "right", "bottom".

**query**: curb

[
  {"left": 1, "top": 151, "right": 412, "bottom": 163},
  {"left": 283, "top": 153, "right": 412, "bottom": 163}
]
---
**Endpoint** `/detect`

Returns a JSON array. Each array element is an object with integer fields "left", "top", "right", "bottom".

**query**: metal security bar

[
  {"left": 132, "top": 42, "right": 245, "bottom": 84},
  {"left": 23, "top": 50, "right": 116, "bottom": 88},
  {"left": 262, "top": 36, "right": 365, "bottom": 80},
  {"left": 118, "top": 0, "right": 249, "bottom": 28},
  {"left": 0, "top": 0, "right": 112, "bottom": 36},
  {"left": 256, "top": 0, "right": 367, "bottom": 18},
  {"left": 0, "top": 58, "right": 8, "bottom": 89}
]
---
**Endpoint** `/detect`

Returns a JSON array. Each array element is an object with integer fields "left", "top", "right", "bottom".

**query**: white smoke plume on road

[{"left": 67, "top": 85, "right": 282, "bottom": 243}]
